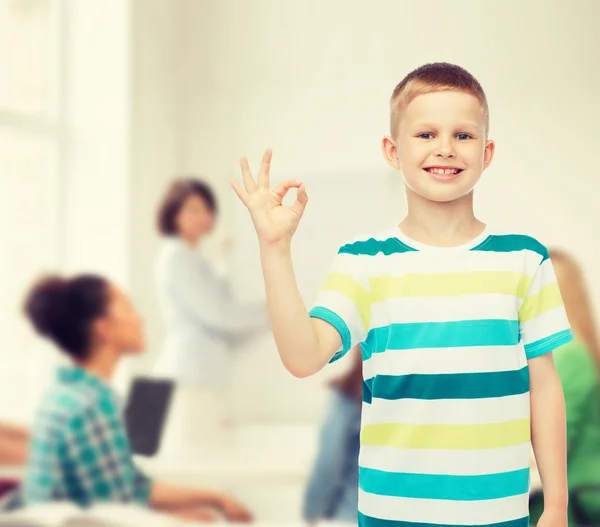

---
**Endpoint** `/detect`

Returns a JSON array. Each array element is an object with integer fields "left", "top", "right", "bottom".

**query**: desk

[
  {"left": 0, "top": 502, "right": 353, "bottom": 526},
  {"left": 136, "top": 423, "right": 316, "bottom": 484},
  {"left": 0, "top": 502, "right": 355, "bottom": 527},
  {"left": 134, "top": 424, "right": 317, "bottom": 522},
  {"left": 135, "top": 445, "right": 312, "bottom": 485}
]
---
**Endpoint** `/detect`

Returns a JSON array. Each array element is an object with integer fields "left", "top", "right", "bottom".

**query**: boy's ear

[
  {"left": 382, "top": 136, "right": 401, "bottom": 170},
  {"left": 483, "top": 139, "right": 496, "bottom": 169}
]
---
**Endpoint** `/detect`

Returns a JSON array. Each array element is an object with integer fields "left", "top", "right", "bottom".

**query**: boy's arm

[
  {"left": 260, "top": 244, "right": 341, "bottom": 377},
  {"left": 232, "top": 149, "right": 342, "bottom": 378},
  {"left": 529, "top": 352, "right": 568, "bottom": 512}
]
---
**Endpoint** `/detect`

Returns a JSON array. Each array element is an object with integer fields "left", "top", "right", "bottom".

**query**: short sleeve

[
  {"left": 518, "top": 251, "right": 574, "bottom": 360},
  {"left": 309, "top": 242, "right": 371, "bottom": 363}
]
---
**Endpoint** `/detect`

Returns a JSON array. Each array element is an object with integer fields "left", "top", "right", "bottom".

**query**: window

[
  {"left": 0, "top": 0, "right": 55, "bottom": 116},
  {"left": 0, "top": 0, "right": 62, "bottom": 423}
]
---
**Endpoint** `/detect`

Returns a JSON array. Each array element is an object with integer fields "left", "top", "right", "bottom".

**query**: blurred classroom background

[{"left": 0, "top": 0, "right": 599, "bottom": 523}]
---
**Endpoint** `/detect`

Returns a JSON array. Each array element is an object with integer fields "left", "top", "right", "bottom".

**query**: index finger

[
  {"left": 257, "top": 148, "right": 272, "bottom": 188},
  {"left": 272, "top": 178, "right": 301, "bottom": 199}
]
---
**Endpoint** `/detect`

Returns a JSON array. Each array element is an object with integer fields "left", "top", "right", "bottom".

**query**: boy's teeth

[{"left": 429, "top": 168, "right": 458, "bottom": 175}]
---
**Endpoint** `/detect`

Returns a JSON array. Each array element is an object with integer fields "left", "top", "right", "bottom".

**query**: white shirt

[{"left": 153, "top": 237, "right": 267, "bottom": 391}]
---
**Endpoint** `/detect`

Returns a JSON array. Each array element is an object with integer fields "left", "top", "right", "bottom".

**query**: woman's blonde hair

[{"left": 549, "top": 248, "right": 600, "bottom": 364}]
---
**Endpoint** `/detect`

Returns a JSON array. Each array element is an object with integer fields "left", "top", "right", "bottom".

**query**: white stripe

[
  {"left": 359, "top": 489, "right": 529, "bottom": 525},
  {"left": 371, "top": 295, "right": 519, "bottom": 326},
  {"left": 361, "top": 393, "right": 530, "bottom": 426},
  {"left": 525, "top": 258, "right": 558, "bottom": 296},
  {"left": 311, "top": 290, "right": 366, "bottom": 347},
  {"left": 359, "top": 444, "right": 531, "bottom": 476},
  {"left": 326, "top": 253, "right": 370, "bottom": 288},
  {"left": 520, "top": 306, "right": 571, "bottom": 346},
  {"left": 363, "top": 346, "right": 526, "bottom": 378},
  {"left": 362, "top": 247, "right": 542, "bottom": 277}
]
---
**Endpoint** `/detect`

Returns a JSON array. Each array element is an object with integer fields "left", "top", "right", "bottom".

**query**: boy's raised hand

[{"left": 231, "top": 149, "right": 308, "bottom": 247}]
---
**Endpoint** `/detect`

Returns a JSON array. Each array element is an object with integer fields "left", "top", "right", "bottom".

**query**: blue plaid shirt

[{"left": 24, "top": 366, "right": 152, "bottom": 507}]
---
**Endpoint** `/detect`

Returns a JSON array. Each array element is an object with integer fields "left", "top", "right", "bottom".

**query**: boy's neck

[{"left": 400, "top": 189, "right": 485, "bottom": 247}]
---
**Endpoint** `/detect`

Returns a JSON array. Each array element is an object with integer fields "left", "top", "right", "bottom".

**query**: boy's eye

[
  {"left": 418, "top": 133, "right": 434, "bottom": 139},
  {"left": 456, "top": 133, "right": 472, "bottom": 140}
]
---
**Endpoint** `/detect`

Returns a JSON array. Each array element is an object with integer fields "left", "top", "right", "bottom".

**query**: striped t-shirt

[{"left": 309, "top": 226, "right": 573, "bottom": 527}]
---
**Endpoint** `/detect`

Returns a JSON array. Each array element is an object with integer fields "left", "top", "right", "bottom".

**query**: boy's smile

[
  {"left": 383, "top": 90, "right": 495, "bottom": 203},
  {"left": 423, "top": 165, "right": 464, "bottom": 181}
]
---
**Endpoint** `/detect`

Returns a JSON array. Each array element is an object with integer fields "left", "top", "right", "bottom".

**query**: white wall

[
  {"left": 0, "top": 0, "right": 136, "bottom": 425},
  {"left": 62, "top": 0, "right": 132, "bottom": 283},
  {"left": 124, "top": 0, "right": 182, "bottom": 380},
  {"left": 169, "top": 0, "right": 600, "bottom": 421},
  {"left": 0, "top": 0, "right": 184, "bottom": 421}
]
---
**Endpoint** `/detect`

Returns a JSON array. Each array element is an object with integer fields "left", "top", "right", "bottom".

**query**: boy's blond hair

[{"left": 390, "top": 62, "right": 489, "bottom": 137}]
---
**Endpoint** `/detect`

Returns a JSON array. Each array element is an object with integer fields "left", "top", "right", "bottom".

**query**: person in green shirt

[{"left": 530, "top": 248, "right": 600, "bottom": 525}]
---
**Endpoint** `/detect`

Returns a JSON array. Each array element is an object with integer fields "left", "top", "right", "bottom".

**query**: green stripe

[
  {"left": 339, "top": 233, "right": 547, "bottom": 260},
  {"left": 473, "top": 234, "right": 549, "bottom": 261},
  {"left": 339, "top": 238, "right": 416, "bottom": 256},
  {"left": 371, "top": 367, "right": 529, "bottom": 400}
]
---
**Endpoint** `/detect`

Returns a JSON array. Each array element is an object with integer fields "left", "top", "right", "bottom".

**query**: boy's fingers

[
  {"left": 291, "top": 183, "right": 308, "bottom": 217},
  {"left": 272, "top": 179, "right": 301, "bottom": 199},
  {"left": 257, "top": 149, "right": 272, "bottom": 188},
  {"left": 230, "top": 178, "right": 249, "bottom": 206},
  {"left": 239, "top": 156, "right": 257, "bottom": 192}
]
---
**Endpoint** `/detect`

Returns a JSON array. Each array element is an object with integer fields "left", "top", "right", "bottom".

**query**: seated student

[
  {"left": 303, "top": 347, "right": 362, "bottom": 524},
  {"left": 22, "top": 274, "right": 252, "bottom": 523}
]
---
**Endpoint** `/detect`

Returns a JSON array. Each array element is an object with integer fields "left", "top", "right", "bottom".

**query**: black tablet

[{"left": 124, "top": 378, "right": 174, "bottom": 457}]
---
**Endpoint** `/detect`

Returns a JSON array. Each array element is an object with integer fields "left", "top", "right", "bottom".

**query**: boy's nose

[{"left": 435, "top": 144, "right": 456, "bottom": 158}]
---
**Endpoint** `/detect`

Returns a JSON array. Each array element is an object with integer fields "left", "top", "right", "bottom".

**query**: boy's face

[{"left": 382, "top": 91, "right": 495, "bottom": 203}]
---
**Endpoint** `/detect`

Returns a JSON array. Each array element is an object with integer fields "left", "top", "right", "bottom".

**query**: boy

[{"left": 231, "top": 63, "right": 571, "bottom": 527}]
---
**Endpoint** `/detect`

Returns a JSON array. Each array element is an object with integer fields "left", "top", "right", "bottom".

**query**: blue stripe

[
  {"left": 363, "top": 320, "right": 519, "bottom": 357},
  {"left": 339, "top": 238, "right": 417, "bottom": 256},
  {"left": 358, "top": 512, "right": 529, "bottom": 527},
  {"left": 472, "top": 234, "right": 548, "bottom": 262},
  {"left": 372, "top": 367, "right": 529, "bottom": 400},
  {"left": 309, "top": 306, "right": 351, "bottom": 362},
  {"left": 359, "top": 467, "right": 530, "bottom": 501},
  {"left": 524, "top": 328, "right": 574, "bottom": 359}
]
